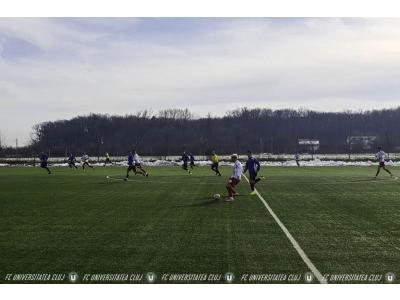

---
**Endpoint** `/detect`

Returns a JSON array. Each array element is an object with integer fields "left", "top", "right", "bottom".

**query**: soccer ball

[{"left": 213, "top": 193, "right": 221, "bottom": 200}]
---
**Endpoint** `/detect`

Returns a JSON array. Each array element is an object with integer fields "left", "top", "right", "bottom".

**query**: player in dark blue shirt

[
  {"left": 189, "top": 153, "right": 195, "bottom": 170},
  {"left": 244, "top": 150, "right": 261, "bottom": 195},
  {"left": 181, "top": 151, "right": 192, "bottom": 174},
  {"left": 68, "top": 154, "right": 78, "bottom": 169},
  {"left": 39, "top": 152, "right": 51, "bottom": 174},
  {"left": 125, "top": 150, "right": 136, "bottom": 180}
]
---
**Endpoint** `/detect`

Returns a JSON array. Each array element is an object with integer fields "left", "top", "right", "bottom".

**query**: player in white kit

[
  {"left": 375, "top": 147, "right": 394, "bottom": 178},
  {"left": 226, "top": 154, "right": 243, "bottom": 202},
  {"left": 81, "top": 153, "right": 94, "bottom": 170},
  {"left": 133, "top": 150, "right": 149, "bottom": 177}
]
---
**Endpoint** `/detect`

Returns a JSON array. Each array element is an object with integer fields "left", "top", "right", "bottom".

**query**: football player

[
  {"left": 211, "top": 150, "right": 221, "bottom": 176},
  {"left": 226, "top": 154, "right": 242, "bottom": 202},
  {"left": 375, "top": 147, "right": 394, "bottom": 178},
  {"left": 244, "top": 150, "right": 261, "bottom": 195},
  {"left": 39, "top": 152, "right": 51, "bottom": 174}
]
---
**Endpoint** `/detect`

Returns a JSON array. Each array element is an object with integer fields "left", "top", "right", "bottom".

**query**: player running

[
  {"left": 189, "top": 153, "right": 195, "bottom": 170},
  {"left": 104, "top": 152, "right": 112, "bottom": 166},
  {"left": 226, "top": 154, "right": 242, "bottom": 202},
  {"left": 125, "top": 150, "right": 135, "bottom": 180},
  {"left": 81, "top": 153, "right": 94, "bottom": 171},
  {"left": 181, "top": 151, "right": 192, "bottom": 174},
  {"left": 244, "top": 150, "right": 261, "bottom": 195},
  {"left": 68, "top": 154, "right": 78, "bottom": 169},
  {"left": 375, "top": 147, "right": 395, "bottom": 178},
  {"left": 211, "top": 150, "right": 221, "bottom": 176},
  {"left": 295, "top": 153, "right": 300, "bottom": 167},
  {"left": 39, "top": 152, "right": 51, "bottom": 174},
  {"left": 133, "top": 150, "right": 149, "bottom": 177}
]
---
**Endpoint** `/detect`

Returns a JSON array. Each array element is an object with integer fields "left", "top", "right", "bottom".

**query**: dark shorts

[
  {"left": 379, "top": 162, "right": 385, "bottom": 167},
  {"left": 212, "top": 162, "right": 219, "bottom": 168},
  {"left": 40, "top": 162, "right": 48, "bottom": 168},
  {"left": 135, "top": 163, "right": 141, "bottom": 167},
  {"left": 128, "top": 165, "right": 136, "bottom": 171},
  {"left": 249, "top": 172, "right": 258, "bottom": 181},
  {"left": 105, "top": 158, "right": 111, "bottom": 162}
]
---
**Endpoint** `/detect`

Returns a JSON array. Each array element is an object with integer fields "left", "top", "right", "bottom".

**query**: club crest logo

[
  {"left": 146, "top": 272, "right": 156, "bottom": 283},
  {"left": 385, "top": 272, "right": 395, "bottom": 283},
  {"left": 224, "top": 272, "right": 235, "bottom": 283},
  {"left": 304, "top": 272, "right": 314, "bottom": 283},
  {"left": 68, "top": 272, "right": 79, "bottom": 283}
]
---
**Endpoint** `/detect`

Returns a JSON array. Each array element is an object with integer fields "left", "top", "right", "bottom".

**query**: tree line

[{"left": 2, "top": 107, "right": 400, "bottom": 157}]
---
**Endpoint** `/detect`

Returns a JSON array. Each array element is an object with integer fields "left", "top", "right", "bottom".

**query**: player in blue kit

[
  {"left": 244, "top": 150, "right": 261, "bottom": 195},
  {"left": 181, "top": 151, "right": 192, "bottom": 174},
  {"left": 189, "top": 153, "right": 195, "bottom": 170},
  {"left": 68, "top": 154, "right": 78, "bottom": 169},
  {"left": 125, "top": 150, "right": 136, "bottom": 180},
  {"left": 295, "top": 153, "right": 300, "bottom": 167},
  {"left": 39, "top": 152, "right": 51, "bottom": 174}
]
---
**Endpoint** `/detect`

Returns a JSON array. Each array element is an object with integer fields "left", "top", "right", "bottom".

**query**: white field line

[{"left": 243, "top": 174, "right": 327, "bottom": 284}]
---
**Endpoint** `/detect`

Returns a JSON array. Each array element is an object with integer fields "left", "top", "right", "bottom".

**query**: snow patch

[{"left": 1, "top": 159, "right": 400, "bottom": 167}]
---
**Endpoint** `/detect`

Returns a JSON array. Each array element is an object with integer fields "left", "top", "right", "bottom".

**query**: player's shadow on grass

[
  {"left": 176, "top": 199, "right": 220, "bottom": 207},
  {"left": 97, "top": 181, "right": 122, "bottom": 185},
  {"left": 175, "top": 195, "right": 246, "bottom": 208},
  {"left": 349, "top": 178, "right": 384, "bottom": 183}
]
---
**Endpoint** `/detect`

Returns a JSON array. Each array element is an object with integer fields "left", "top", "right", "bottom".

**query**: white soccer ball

[{"left": 213, "top": 193, "right": 221, "bottom": 200}]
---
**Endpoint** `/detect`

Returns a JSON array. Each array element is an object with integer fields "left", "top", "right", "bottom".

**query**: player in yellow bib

[{"left": 211, "top": 150, "right": 221, "bottom": 176}]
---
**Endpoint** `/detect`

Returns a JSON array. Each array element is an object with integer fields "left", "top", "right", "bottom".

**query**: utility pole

[{"left": 97, "top": 136, "right": 102, "bottom": 162}]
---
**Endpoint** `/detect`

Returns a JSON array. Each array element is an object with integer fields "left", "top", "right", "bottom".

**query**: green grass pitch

[{"left": 0, "top": 165, "right": 399, "bottom": 283}]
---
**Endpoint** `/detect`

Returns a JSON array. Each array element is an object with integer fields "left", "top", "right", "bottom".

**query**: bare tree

[{"left": 16, "top": 106, "right": 400, "bottom": 157}]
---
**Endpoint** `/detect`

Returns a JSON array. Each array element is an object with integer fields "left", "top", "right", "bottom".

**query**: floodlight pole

[{"left": 348, "top": 138, "right": 351, "bottom": 160}]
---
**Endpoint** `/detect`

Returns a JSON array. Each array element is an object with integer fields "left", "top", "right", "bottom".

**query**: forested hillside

[{"left": 4, "top": 107, "right": 400, "bottom": 156}]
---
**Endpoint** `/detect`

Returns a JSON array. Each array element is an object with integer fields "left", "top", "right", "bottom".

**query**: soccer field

[{"left": 0, "top": 166, "right": 399, "bottom": 283}]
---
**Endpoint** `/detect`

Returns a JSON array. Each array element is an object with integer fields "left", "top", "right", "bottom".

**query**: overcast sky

[{"left": 1, "top": 18, "right": 400, "bottom": 145}]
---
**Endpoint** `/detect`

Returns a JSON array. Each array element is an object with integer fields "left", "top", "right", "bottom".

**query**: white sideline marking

[{"left": 243, "top": 174, "right": 327, "bottom": 284}]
